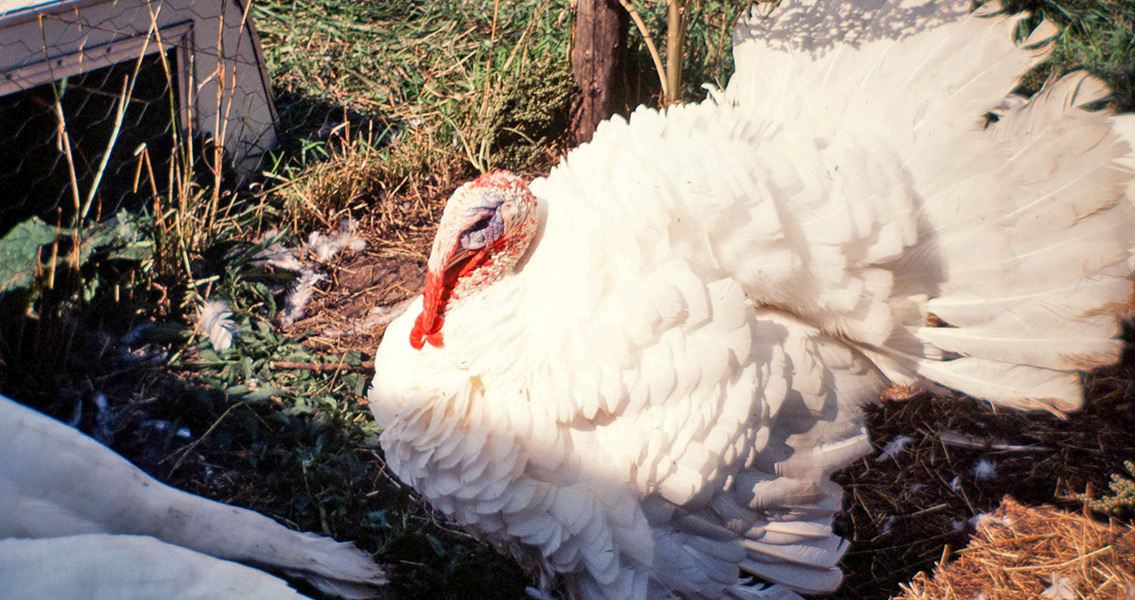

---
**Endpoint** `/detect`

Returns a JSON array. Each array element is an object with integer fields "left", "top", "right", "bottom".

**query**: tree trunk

[{"left": 569, "top": 0, "right": 628, "bottom": 145}]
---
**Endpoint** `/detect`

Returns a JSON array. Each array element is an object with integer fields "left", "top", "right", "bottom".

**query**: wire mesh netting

[
  {"left": 0, "top": 50, "right": 179, "bottom": 233},
  {"left": 0, "top": 0, "right": 277, "bottom": 234}
]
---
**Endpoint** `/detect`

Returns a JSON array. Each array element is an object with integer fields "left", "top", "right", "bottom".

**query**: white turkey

[
  {"left": 0, "top": 395, "right": 387, "bottom": 599},
  {"left": 367, "top": 0, "right": 1135, "bottom": 598}
]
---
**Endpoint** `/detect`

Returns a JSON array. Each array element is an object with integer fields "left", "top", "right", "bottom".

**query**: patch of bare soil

[
  {"left": 833, "top": 354, "right": 1135, "bottom": 600},
  {"left": 286, "top": 250, "right": 427, "bottom": 354}
]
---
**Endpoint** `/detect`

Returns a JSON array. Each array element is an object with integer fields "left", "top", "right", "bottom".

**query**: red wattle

[
  {"left": 409, "top": 247, "right": 493, "bottom": 350},
  {"left": 410, "top": 312, "right": 445, "bottom": 350},
  {"left": 411, "top": 271, "right": 447, "bottom": 350},
  {"left": 409, "top": 315, "right": 426, "bottom": 350}
]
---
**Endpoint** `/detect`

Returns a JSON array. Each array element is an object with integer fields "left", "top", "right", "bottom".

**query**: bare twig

[
  {"left": 665, "top": 0, "right": 686, "bottom": 105},
  {"left": 938, "top": 430, "right": 1052, "bottom": 452},
  {"left": 271, "top": 360, "right": 375, "bottom": 372},
  {"left": 618, "top": 0, "right": 669, "bottom": 99}
]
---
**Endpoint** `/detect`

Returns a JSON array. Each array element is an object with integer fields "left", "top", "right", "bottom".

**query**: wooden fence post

[{"left": 569, "top": 0, "right": 629, "bottom": 144}]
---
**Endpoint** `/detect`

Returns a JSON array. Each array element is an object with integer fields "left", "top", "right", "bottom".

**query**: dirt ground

[
  {"left": 285, "top": 249, "right": 426, "bottom": 353},
  {"left": 833, "top": 360, "right": 1135, "bottom": 599}
]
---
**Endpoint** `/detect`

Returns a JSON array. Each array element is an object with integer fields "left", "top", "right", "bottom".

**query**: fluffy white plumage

[
  {"left": 0, "top": 395, "right": 387, "bottom": 599},
  {"left": 368, "top": 0, "right": 1135, "bottom": 597},
  {"left": 0, "top": 535, "right": 311, "bottom": 600}
]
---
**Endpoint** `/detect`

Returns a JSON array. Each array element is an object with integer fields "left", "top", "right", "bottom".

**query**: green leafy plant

[
  {"left": 1083, "top": 459, "right": 1135, "bottom": 519},
  {"left": 0, "top": 218, "right": 60, "bottom": 295}
]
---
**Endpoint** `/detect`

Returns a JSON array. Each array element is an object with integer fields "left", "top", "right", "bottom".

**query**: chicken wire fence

[
  {"left": 0, "top": 48, "right": 179, "bottom": 232},
  {"left": 0, "top": 0, "right": 277, "bottom": 235}
]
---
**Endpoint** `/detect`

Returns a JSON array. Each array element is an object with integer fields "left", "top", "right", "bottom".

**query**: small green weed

[{"left": 1083, "top": 459, "right": 1135, "bottom": 519}]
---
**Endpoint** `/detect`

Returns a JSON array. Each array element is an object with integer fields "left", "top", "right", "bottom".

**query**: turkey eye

[
  {"left": 459, "top": 209, "right": 503, "bottom": 250},
  {"left": 468, "top": 217, "right": 491, "bottom": 233}
]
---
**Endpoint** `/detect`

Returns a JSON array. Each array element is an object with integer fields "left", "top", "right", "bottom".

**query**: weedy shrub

[
  {"left": 464, "top": 59, "right": 574, "bottom": 173},
  {"left": 1083, "top": 459, "right": 1135, "bottom": 519}
]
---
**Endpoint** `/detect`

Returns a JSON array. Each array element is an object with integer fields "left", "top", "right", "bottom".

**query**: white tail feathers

[
  {"left": 904, "top": 70, "right": 1135, "bottom": 412},
  {"left": 731, "top": 0, "right": 1135, "bottom": 413}
]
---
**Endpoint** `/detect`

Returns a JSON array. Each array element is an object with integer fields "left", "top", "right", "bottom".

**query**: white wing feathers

[
  {"left": 0, "top": 396, "right": 386, "bottom": 599},
  {"left": 0, "top": 534, "right": 309, "bottom": 600},
  {"left": 378, "top": 314, "right": 654, "bottom": 598}
]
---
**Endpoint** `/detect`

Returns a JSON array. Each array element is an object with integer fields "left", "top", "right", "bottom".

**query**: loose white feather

[
  {"left": 306, "top": 217, "right": 367, "bottom": 263},
  {"left": 197, "top": 299, "right": 239, "bottom": 352}
]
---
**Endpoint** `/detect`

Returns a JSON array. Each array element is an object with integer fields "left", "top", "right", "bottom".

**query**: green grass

[
  {"left": 1002, "top": 0, "right": 1135, "bottom": 110},
  {"left": 253, "top": 0, "right": 576, "bottom": 165}
]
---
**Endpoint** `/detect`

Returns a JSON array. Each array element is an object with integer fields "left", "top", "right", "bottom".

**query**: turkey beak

[
  {"left": 426, "top": 223, "right": 464, "bottom": 279},
  {"left": 441, "top": 246, "right": 477, "bottom": 282}
]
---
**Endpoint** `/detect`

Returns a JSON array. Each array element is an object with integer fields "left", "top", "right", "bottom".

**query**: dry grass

[
  {"left": 264, "top": 125, "right": 459, "bottom": 239},
  {"left": 266, "top": 117, "right": 568, "bottom": 357},
  {"left": 895, "top": 497, "right": 1135, "bottom": 600}
]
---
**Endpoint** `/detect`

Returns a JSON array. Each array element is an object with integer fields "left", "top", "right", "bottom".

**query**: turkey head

[{"left": 410, "top": 171, "right": 539, "bottom": 350}]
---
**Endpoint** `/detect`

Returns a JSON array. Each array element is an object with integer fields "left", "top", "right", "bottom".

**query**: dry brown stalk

[{"left": 270, "top": 361, "right": 375, "bottom": 373}]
